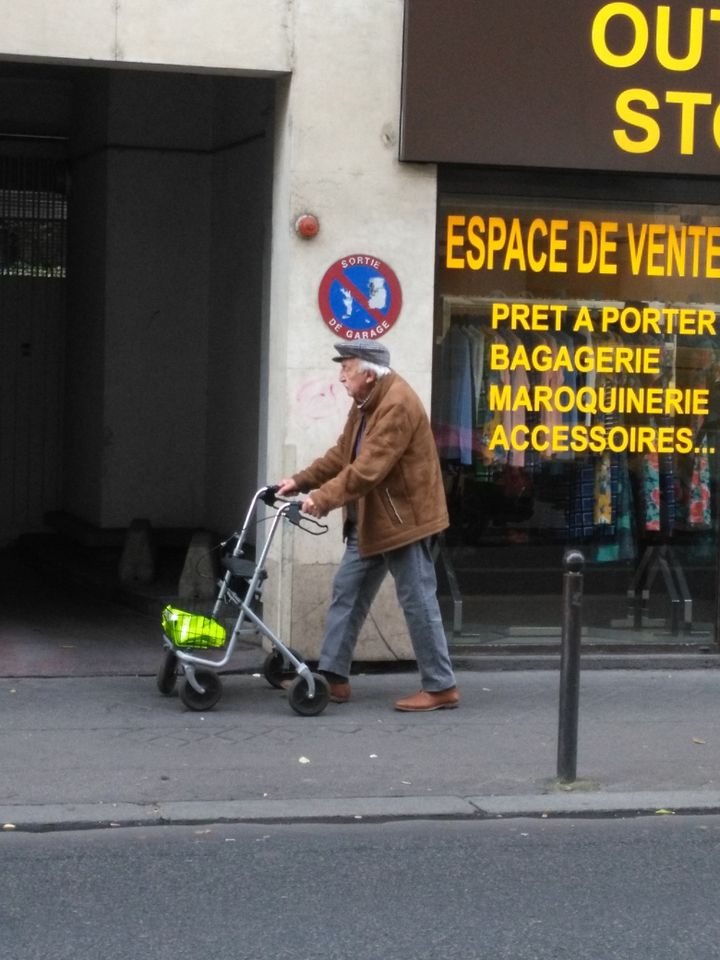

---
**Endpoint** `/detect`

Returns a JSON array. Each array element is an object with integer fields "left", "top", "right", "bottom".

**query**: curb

[{"left": 3, "top": 790, "right": 720, "bottom": 833}]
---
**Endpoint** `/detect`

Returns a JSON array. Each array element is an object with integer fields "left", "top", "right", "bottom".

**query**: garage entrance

[{"left": 0, "top": 62, "right": 275, "bottom": 551}]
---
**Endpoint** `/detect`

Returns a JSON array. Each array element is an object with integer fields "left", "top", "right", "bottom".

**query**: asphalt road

[{"left": 2, "top": 815, "right": 720, "bottom": 960}]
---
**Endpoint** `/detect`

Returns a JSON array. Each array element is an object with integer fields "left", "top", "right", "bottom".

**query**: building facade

[{"left": 1, "top": 1, "right": 718, "bottom": 659}]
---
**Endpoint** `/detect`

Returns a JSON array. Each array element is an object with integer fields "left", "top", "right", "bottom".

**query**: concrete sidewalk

[{"left": 2, "top": 667, "right": 720, "bottom": 831}]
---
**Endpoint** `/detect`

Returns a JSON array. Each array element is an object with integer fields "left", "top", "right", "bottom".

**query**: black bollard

[{"left": 557, "top": 549, "right": 585, "bottom": 783}]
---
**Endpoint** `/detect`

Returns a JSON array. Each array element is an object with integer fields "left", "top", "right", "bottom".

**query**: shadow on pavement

[{"left": 0, "top": 542, "right": 166, "bottom": 678}]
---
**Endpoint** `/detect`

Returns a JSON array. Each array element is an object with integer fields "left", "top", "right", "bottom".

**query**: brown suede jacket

[{"left": 292, "top": 371, "right": 449, "bottom": 557}]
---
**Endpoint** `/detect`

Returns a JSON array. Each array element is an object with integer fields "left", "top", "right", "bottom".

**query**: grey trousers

[{"left": 317, "top": 527, "right": 456, "bottom": 691}]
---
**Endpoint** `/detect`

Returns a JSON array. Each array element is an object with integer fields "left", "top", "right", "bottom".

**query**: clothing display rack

[
  {"left": 612, "top": 543, "right": 692, "bottom": 635},
  {"left": 433, "top": 536, "right": 463, "bottom": 635}
]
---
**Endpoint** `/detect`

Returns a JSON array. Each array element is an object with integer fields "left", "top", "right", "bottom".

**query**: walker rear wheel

[
  {"left": 262, "top": 648, "right": 301, "bottom": 689},
  {"left": 287, "top": 673, "right": 330, "bottom": 717},
  {"left": 156, "top": 651, "right": 178, "bottom": 695},
  {"left": 179, "top": 670, "right": 223, "bottom": 711}
]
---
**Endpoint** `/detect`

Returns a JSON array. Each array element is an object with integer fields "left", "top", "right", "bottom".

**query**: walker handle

[{"left": 260, "top": 485, "right": 280, "bottom": 506}]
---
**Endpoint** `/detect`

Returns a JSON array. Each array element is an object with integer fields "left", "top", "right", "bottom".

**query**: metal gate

[{"left": 0, "top": 155, "right": 67, "bottom": 544}]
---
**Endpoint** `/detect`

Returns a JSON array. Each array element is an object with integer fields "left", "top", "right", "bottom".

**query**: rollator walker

[{"left": 156, "top": 486, "right": 330, "bottom": 716}]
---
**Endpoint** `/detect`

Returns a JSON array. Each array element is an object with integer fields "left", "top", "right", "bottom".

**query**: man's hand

[
  {"left": 276, "top": 477, "right": 299, "bottom": 496},
  {"left": 301, "top": 492, "right": 328, "bottom": 518}
]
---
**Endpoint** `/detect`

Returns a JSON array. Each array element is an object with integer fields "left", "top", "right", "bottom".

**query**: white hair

[{"left": 358, "top": 360, "right": 391, "bottom": 378}]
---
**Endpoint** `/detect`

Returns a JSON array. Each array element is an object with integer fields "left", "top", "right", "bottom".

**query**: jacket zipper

[{"left": 385, "top": 488, "right": 404, "bottom": 524}]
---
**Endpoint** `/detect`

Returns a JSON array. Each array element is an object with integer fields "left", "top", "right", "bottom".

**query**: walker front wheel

[
  {"left": 287, "top": 673, "right": 330, "bottom": 717},
  {"left": 156, "top": 651, "right": 179, "bottom": 695},
  {"left": 179, "top": 670, "right": 223, "bottom": 711},
  {"left": 262, "top": 648, "right": 301, "bottom": 689}
]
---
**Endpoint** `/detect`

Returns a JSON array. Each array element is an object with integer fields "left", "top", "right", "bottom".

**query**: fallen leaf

[
  {"left": 655, "top": 808, "right": 676, "bottom": 815},
  {"left": 692, "top": 738, "right": 706, "bottom": 745}
]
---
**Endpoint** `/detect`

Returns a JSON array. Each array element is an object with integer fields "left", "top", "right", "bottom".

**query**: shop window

[{"left": 432, "top": 193, "right": 720, "bottom": 642}]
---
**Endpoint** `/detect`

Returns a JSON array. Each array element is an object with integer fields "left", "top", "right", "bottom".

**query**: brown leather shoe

[
  {"left": 394, "top": 687, "right": 459, "bottom": 712},
  {"left": 328, "top": 681, "right": 351, "bottom": 703}
]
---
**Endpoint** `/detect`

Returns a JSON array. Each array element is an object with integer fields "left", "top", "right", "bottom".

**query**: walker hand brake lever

[{"left": 286, "top": 502, "right": 328, "bottom": 534}]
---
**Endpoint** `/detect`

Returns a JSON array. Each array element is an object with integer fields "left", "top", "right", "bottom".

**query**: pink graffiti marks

[{"left": 296, "top": 378, "right": 348, "bottom": 421}]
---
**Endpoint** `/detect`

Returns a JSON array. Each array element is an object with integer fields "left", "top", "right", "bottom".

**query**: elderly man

[{"left": 277, "top": 340, "right": 458, "bottom": 712}]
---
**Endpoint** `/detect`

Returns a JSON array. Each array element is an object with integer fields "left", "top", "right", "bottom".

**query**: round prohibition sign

[{"left": 318, "top": 253, "right": 402, "bottom": 340}]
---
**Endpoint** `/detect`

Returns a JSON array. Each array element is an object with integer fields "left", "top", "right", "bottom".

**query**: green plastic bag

[{"left": 161, "top": 605, "right": 226, "bottom": 649}]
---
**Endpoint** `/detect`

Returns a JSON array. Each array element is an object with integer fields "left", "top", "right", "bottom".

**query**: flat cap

[{"left": 332, "top": 340, "right": 391, "bottom": 366}]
